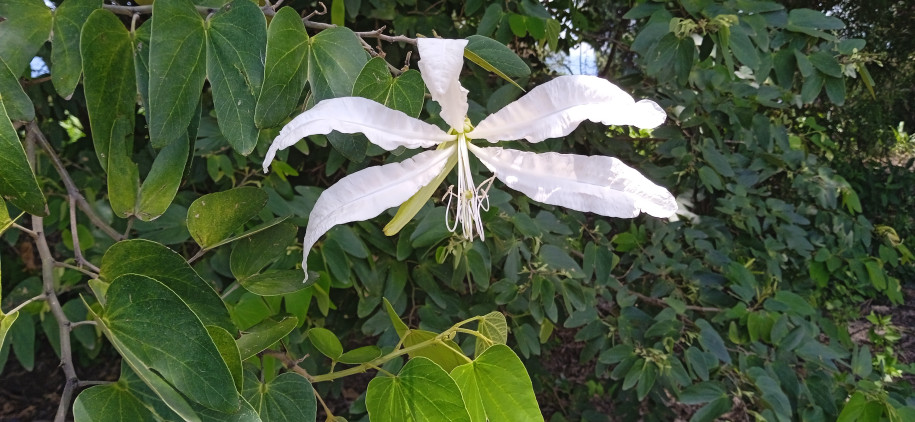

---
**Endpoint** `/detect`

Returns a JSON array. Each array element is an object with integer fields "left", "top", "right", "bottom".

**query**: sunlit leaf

[
  {"left": 451, "top": 345, "right": 543, "bottom": 422},
  {"left": 255, "top": 6, "right": 310, "bottom": 128},
  {"left": 187, "top": 187, "right": 268, "bottom": 249},
  {"left": 366, "top": 357, "right": 471, "bottom": 422}
]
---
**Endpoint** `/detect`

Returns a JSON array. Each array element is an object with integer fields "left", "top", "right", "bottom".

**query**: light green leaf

[
  {"left": 236, "top": 316, "right": 298, "bottom": 361},
  {"left": 0, "top": 57, "right": 34, "bottom": 121},
  {"left": 99, "top": 239, "right": 234, "bottom": 331},
  {"left": 207, "top": 325, "right": 244, "bottom": 392},
  {"left": 354, "top": 57, "right": 426, "bottom": 118},
  {"left": 307, "top": 26, "right": 368, "bottom": 102},
  {"left": 239, "top": 270, "right": 312, "bottom": 296},
  {"left": 366, "top": 357, "right": 472, "bottom": 422},
  {"left": 464, "top": 35, "right": 530, "bottom": 90},
  {"left": 243, "top": 372, "right": 317, "bottom": 422},
  {"left": 51, "top": 0, "right": 101, "bottom": 99},
  {"left": 231, "top": 221, "right": 298, "bottom": 280},
  {"left": 206, "top": 0, "right": 266, "bottom": 155},
  {"left": 383, "top": 297, "right": 409, "bottom": 337},
  {"left": 474, "top": 311, "right": 508, "bottom": 357},
  {"left": 0, "top": 102, "right": 47, "bottom": 216},
  {"left": 0, "top": 311, "right": 18, "bottom": 353},
  {"left": 73, "top": 382, "right": 159, "bottom": 422},
  {"left": 451, "top": 344, "right": 543, "bottom": 422},
  {"left": 149, "top": 0, "right": 207, "bottom": 148},
  {"left": 384, "top": 151, "right": 456, "bottom": 236},
  {"left": 402, "top": 329, "right": 468, "bottom": 372},
  {"left": 339, "top": 345, "right": 382, "bottom": 364},
  {"left": 0, "top": 0, "right": 52, "bottom": 76},
  {"left": 98, "top": 274, "right": 238, "bottom": 413},
  {"left": 255, "top": 6, "right": 310, "bottom": 129},
  {"left": 187, "top": 187, "right": 268, "bottom": 249},
  {"left": 331, "top": 0, "right": 345, "bottom": 26},
  {"left": 308, "top": 327, "right": 343, "bottom": 360}
]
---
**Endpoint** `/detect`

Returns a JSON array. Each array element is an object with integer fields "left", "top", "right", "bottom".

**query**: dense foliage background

[{"left": 1, "top": 0, "right": 913, "bottom": 420}]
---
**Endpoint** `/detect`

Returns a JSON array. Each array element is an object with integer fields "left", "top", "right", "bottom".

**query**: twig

[
  {"left": 26, "top": 136, "right": 80, "bottom": 422},
  {"left": 77, "top": 380, "right": 111, "bottom": 388},
  {"left": 70, "top": 320, "right": 98, "bottom": 328},
  {"left": 264, "top": 350, "right": 315, "bottom": 382},
  {"left": 11, "top": 222, "right": 38, "bottom": 238},
  {"left": 4, "top": 293, "right": 47, "bottom": 315},
  {"left": 103, "top": 2, "right": 279, "bottom": 17},
  {"left": 55, "top": 261, "right": 100, "bottom": 279},
  {"left": 27, "top": 122, "right": 125, "bottom": 241},
  {"left": 68, "top": 196, "right": 100, "bottom": 273}
]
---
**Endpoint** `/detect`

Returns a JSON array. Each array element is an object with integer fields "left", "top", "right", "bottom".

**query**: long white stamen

[{"left": 443, "top": 134, "right": 488, "bottom": 240}]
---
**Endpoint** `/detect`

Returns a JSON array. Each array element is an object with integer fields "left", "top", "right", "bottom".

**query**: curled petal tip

[{"left": 633, "top": 99, "right": 667, "bottom": 129}]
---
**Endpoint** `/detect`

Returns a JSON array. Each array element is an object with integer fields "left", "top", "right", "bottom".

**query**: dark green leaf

[
  {"left": 366, "top": 357, "right": 471, "bottom": 422},
  {"left": 696, "top": 319, "right": 731, "bottom": 364},
  {"left": 239, "top": 270, "right": 311, "bottom": 296},
  {"left": 255, "top": 6, "right": 310, "bottom": 128},
  {"left": 231, "top": 221, "right": 298, "bottom": 280},
  {"left": 149, "top": 0, "right": 207, "bottom": 148},
  {"left": 0, "top": 57, "right": 34, "bottom": 121},
  {"left": 477, "top": 4, "right": 503, "bottom": 37},
  {"left": 136, "top": 130, "right": 190, "bottom": 221},
  {"left": 187, "top": 187, "right": 268, "bottom": 249},
  {"left": 307, "top": 27, "right": 367, "bottom": 102},
  {"left": 51, "top": 0, "right": 101, "bottom": 99},
  {"left": 73, "top": 383, "right": 159, "bottom": 422},
  {"left": 236, "top": 315, "right": 298, "bottom": 360},
  {"left": 0, "top": 103, "right": 46, "bottom": 215},
  {"left": 206, "top": 0, "right": 266, "bottom": 155},
  {"left": 99, "top": 239, "right": 234, "bottom": 331},
  {"left": 0, "top": 0, "right": 52, "bottom": 76},
  {"left": 451, "top": 344, "right": 543, "bottom": 422},
  {"left": 464, "top": 35, "right": 531, "bottom": 89},
  {"left": 690, "top": 396, "right": 732, "bottom": 422},
  {"left": 679, "top": 382, "right": 726, "bottom": 405},
  {"left": 539, "top": 245, "right": 584, "bottom": 278},
  {"left": 808, "top": 51, "right": 843, "bottom": 78},
  {"left": 206, "top": 325, "right": 244, "bottom": 392},
  {"left": 243, "top": 372, "right": 316, "bottom": 421},
  {"left": 354, "top": 57, "right": 426, "bottom": 118},
  {"left": 824, "top": 76, "right": 846, "bottom": 106}
]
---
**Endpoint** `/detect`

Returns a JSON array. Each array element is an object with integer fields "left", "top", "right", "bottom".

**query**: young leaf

[
  {"left": 308, "top": 327, "right": 344, "bottom": 360},
  {"left": 450, "top": 344, "right": 544, "bottom": 422},
  {"left": 187, "top": 186, "right": 268, "bottom": 249},
  {"left": 0, "top": 103, "right": 47, "bottom": 216},
  {"left": 255, "top": 6, "right": 310, "bottom": 128},
  {"left": 338, "top": 345, "right": 383, "bottom": 364},
  {"left": 51, "top": 0, "right": 101, "bottom": 99},
  {"left": 366, "top": 357, "right": 472, "bottom": 422},
  {"left": 206, "top": 0, "right": 267, "bottom": 155},
  {"left": 149, "top": 0, "right": 207, "bottom": 148},
  {"left": 475, "top": 311, "right": 508, "bottom": 356},
  {"left": 243, "top": 372, "right": 317, "bottom": 421}
]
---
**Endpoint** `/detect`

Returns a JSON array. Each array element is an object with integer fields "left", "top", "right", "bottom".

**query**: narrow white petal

[
  {"left": 470, "top": 145, "right": 677, "bottom": 218},
  {"left": 300, "top": 147, "right": 455, "bottom": 280},
  {"left": 263, "top": 97, "right": 453, "bottom": 172},
  {"left": 469, "top": 75, "right": 667, "bottom": 143},
  {"left": 417, "top": 38, "right": 469, "bottom": 131}
]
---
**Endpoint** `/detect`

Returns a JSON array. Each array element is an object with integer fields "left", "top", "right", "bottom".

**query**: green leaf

[
  {"left": 0, "top": 0, "right": 52, "bottom": 76},
  {"left": 801, "top": 71, "right": 824, "bottom": 104},
  {"left": 339, "top": 345, "right": 383, "bottom": 364},
  {"left": 98, "top": 274, "right": 238, "bottom": 413},
  {"left": 450, "top": 344, "right": 543, "bottom": 422},
  {"left": 0, "top": 311, "right": 18, "bottom": 353},
  {"left": 308, "top": 327, "right": 343, "bottom": 360},
  {"left": 73, "top": 382, "right": 159, "bottom": 422},
  {"left": 354, "top": 57, "right": 426, "bottom": 118},
  {"left": 402, "top": 329, "right": 468, "bottom": 372},
  {"left": 99, "top": 239, "right": 234, "bottom": 331},
  {"left": 539, "top": 245, "right": 584, "bottom": 278},
  {"left": 690, "top": 396, "right": 732, "bottom": 422},
  {"left": 206, "top": 0, "right": 266, "bottom": 155},
  {"left": 255, "top": 6, "right": 310, "bottom": 128},
  {"left": 508, "top": 13, "right": 527, "bottom": 37},
  {"left": 243, "top": 372, "right": 317, "bottom": 421},
  {"left": 207, "top": 325, "right": 244, "bottom": 392},
  {"left": 836, "top": 391, "right": 867, "bottom": 422},
  {"left": 136, "top": 126, "right": 192, "bottom": 221},
  {"left": 824, "top": 76, "right": 846, "bottom": 106},
  {"left": 809, "top": 51, "right": 843, "bottom": 78},
  {"left": 239, "top": 270, "right": 311, "bottom": 296},
  {"left": 0, "top": 57, "right": 34, "bottom": 121},
  {"left": 51, "top": 0, "right": 101, "bottom": 99},
  {"left": 236, "top": 315, "right": 298, "bottom": 361},
  {"left": 475, "top": 311, "right": 508, "bottom": 357},
  {"left": 187, "top": 186, "right": 268, "bottom": 249},
  {"left": 383, "top": 297, "right": 409, "bottom": 337},
  {"left": 696, "top": 319, "right": 731, "bottom": 364},
  {"left": 464, "top": 35, "right": 530, "bottom": 90},
  {"left": 331, "top": 0, "right": 345, "bottom": 25},
  {"left": 701, "top": 143, "right": 735, "bottom": 177},
  {"left": 679, "top": 381, "right": 726, "bottom": 404},
  {"left": 149, "top": 0, "right": 207, "bottom": 148},
  {"left": 787, "top": 9, "right": 845, "bottom": 37},
  {"left": 477, "top": 4, "right": 503, "bottom": 37},
  {"left": 366, "top": 357, "right": 472, "bottom": 422},
  {"left": 231, "top": 221, "right": 298, "bottom": 280},
  {"left": 0, "top": 102, "right": 47, "bottom": 216},
  {"left": 308, "top": 26, "right": 368, "bottom": 102}
]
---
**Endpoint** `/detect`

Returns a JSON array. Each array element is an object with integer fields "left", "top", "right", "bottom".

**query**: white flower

[{"left": 263, "top": 38, "right": 678, "bottom": 281}]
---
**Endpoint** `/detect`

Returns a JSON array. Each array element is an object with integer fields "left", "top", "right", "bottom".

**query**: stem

[
  {"left": 187, "top": 248, "right": 209, "bottom": 264},
  {"left": 11, "top": 222, "right": 38, "bottom": 238},
  {"left": 4, "top": 293, "right": 47, "bottom": 315},
  {"left": 28, "top": 122, "right": 124, "bottom": 241},
  {"left": 70, "top": 320, "right": 98, "bottom": 328},
  {"left": 55, "top": 261, "right": 99, "bottom": 279},
  {"left": 313, "top": 386, "right": 334, "bottom": 419},
  {"left": 68, "top": 195, "right": 100, "bottom": 273}
]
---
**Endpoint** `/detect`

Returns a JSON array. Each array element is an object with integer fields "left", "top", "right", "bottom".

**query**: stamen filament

[{"left": 443, "top": 134, "right": 489, "bottom": 241}]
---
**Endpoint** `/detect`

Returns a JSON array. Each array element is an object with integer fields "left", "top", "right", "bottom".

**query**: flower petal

[
  {"left": 299, "top": 146, "right": 455, "bottom": 280},
  {"left": 468, "top": 75, "right": 666, "bottom": 143},
  {"left": 263, "top": 97, "right": 453, "bottom": 172},
  {"left": 470, "top": 145, "right": 677, "bottom": 218},
  {"left": 417, "top": 38, "right": 469, "bottom": 131}
]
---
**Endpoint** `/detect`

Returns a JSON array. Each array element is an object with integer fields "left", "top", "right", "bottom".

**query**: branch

[
  {"left": 26, "top": 136, "right": 80, "bottom": 422},
  {"left": 27, "top": 122, "right": 125, "bottom": 241}
]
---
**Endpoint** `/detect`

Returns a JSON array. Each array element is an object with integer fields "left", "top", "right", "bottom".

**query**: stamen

[{"left": 442, "top": 135, "right": 490, "bottom": 241}]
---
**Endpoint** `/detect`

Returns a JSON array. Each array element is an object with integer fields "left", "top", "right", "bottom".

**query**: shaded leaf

[
  {"left": 243, "top": 372, "right": 317, "bottom": 422},
  {"left": 0, "top": 0, "right": 52, "bottom": 76},
  {"left": 236, "top": 316, "right": 298, "bottom": 361},
  {"left": 464, "top": 35, "right": 530, "bottom": 90},
  {"left": 51, "top": 0, "right": 101, "bottom": 99},
  {"left": 231, "top": 221, "right": 298, "bottom": 280},
  {"left": 0, "top": 102, "right": 46, "bottom": 215},
  {"left": 0, "top": 57, "right": 34, "bottom": 121}
]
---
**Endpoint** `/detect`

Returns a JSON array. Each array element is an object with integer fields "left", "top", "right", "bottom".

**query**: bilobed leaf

[
  {"left": 236, "top": 316, "right": 298, "bottom": 361},
  {"left": 51, "top": 0, "right": 101, "bottom": 99},
  {"left": 73, "top": 382, "right": 159, "bottom": 422},
  {"left": 206, "top": 0, "right": 267, "bottom": 155},
  {"left": 149, "top": 0, "right": 207, "bottom": 148},
  {"left": 99, "top": 239, "right": 234, "bottom": 331},
  {"left": 354, "top": 57, "right": 426, "bottom": 118},
  {"left": 307, "top": 26, "right": 368, "bottom": 102},
  {"left": 255, "top": 6, "right": 310, "bottom": 128},
  {"left": 243, "top": 372, "right": 316, "bottom": 422},
  {"left": 0, "top": 57, "right": 34, "bottom": 121},
  {"left": 0, "top": 0, "right": 52, "bottom": 76},
  {"left": 308, "top": 327, "right": 343, "bottom": 360},
  {"left": 187, "top": 187, "right": 268, "bottom": 249},
  {"left": 0, "top": 102, "right": 47, "bottom": 216},
  {"left": 451, "top": 344, "right": 543, "bottom": 422},
  {"left": 475, "top": 311, "right": 508, "bottom": 357},
  {"left": 464, "top": 35, "right": 530, "bottom": 90},
  {"left": 231, "top": 221, "right": 298, "bottom": 280},
  {"left": 366, "top": 357, "right": 472, "bottom": 422},
  {"left": 97, "top": 274, "right": 238, "bottom": 413}
]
